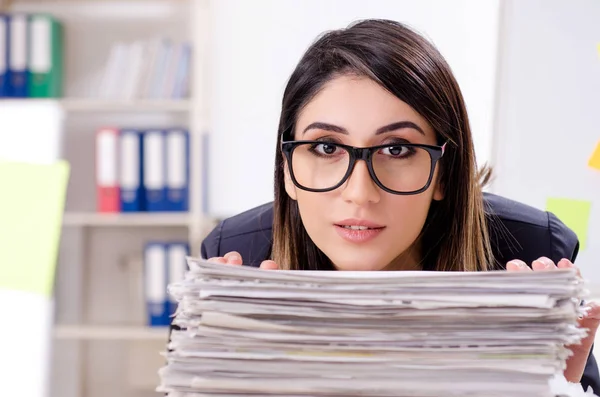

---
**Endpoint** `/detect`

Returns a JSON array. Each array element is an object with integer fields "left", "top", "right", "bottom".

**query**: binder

[
  {"left": 28, "top": 14, "right": 63, "bottom": 98},
  {"left": 143, "top": 130, "right": 168, "bottom": 211},
  {"left": 144, "top": 242, "right": 169, "bottom": 327},
  {"left": 165, "top": 128, "right": 189, "bottom": 212},
  {"left": 7, "top": 14, "right": 28, "bottom": 97},
  {"left": 119, "top": 129, "right": 144, "bottom": 212},
  {"left": 95, "top": 127, "right": 120, "bottom": 213},
  {"left": 0, "top": 14, "right": 8, "bottom": 97},
  {"left": 167, "top": 242, "right": 189, "bottom": 316},
  {"left": 172, "top": 42, "right": 191, "bottom": 99}
]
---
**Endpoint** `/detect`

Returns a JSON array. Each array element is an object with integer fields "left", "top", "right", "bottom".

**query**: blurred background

[{"left": 0, "top": 0, "right": 598, "bottom": 396}]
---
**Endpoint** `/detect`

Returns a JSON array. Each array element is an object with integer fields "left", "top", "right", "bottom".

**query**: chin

[{"left": 328, "top": 255, "right": 390, "bottom": 271}]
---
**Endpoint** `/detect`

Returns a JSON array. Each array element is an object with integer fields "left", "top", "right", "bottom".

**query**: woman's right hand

[{"left": 207, "top": 251, "right": 279, "bottom": 270}]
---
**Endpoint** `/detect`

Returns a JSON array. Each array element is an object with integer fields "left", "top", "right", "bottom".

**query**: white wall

[
  {"left": 207, "top": 0, "right": 502, "bottom": 218},
  {"left": 0, "top": 101, "right": 64, "bottom": 164},
  {"left": 491, "top": 0, "right": 600, "bottom": 288},
  {"left": 0, "top": 101, "right": 65, "bottom": 397}
]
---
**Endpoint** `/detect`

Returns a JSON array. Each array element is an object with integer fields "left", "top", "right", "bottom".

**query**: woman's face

[{"left": 284, "top": 75, "right": 444, "bottom": 271}]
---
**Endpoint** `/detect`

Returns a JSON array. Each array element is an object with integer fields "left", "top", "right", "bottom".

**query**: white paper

[{"left": 157, "top": 258, "right": 592, "bottom": 397}]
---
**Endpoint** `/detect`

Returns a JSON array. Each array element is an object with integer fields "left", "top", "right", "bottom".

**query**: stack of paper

[{"left": 158, "top": 258, "right": 589, "bottom": 397}]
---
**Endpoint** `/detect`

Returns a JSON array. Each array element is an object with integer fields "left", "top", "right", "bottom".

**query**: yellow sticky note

[
  {"left": 0, "top": 161, "right": 70, "bottom": 297},
  {"left": 589, "top": 140, "right": 600, "bottom": 171},
  {"left": 546, "top": 198, "right": 592, "bottom": 250}
]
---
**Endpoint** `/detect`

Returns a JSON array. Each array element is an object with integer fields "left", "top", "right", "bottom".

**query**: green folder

[{"left": 28, "top": 14, "right": 63, "bottom": 98}]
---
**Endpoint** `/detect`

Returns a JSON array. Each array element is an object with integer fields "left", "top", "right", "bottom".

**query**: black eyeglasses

[{"left": 281, "top": 140, "right": 447, "bottom": 195}]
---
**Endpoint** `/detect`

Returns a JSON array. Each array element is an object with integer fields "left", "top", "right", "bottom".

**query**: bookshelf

[
  {"left": 62, "top": 212, "right": 194, "bottom": 227},
  {"left": 54, "top": 325, "right": 169, "bottom": 341},
  {"left": 0, "top": 98, "right": 192, "bottom": 111},
  {"left": 60, "top": 99, "right": 192, "bottom": 112},
  {"left": 3, "top": 1, "right": 211, "bottom": 397}
]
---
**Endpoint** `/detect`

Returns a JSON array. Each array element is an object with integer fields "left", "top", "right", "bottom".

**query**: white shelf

[
  {"left": 0, "top": 98, "right": 191, "bottom": 112},
  {"left": 62, "top": 212, "right": 192, "bottom": 227},
  {"left": 60, "top": 98, "right": 191, "bottom": 112},
  {"left": 54, "top": 325, "right": 169, "bottom": 341}
]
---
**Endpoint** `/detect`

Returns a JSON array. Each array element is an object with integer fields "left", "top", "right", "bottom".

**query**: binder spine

[
  {"left": 0, "top": 14, "right": 8, "bottom": 97},
  {"left": 166, "top": 128, "right": 190, "bottom": 212},
  {"left": 143, "top": 130, "right": 167, "bottom": 212},
  {"left": 144, "top": 242, "right": 169, "bottom": 327},
  {"left": 28, "top": 15, "right": 62, "bottom": 98},
  {"left": 167, "top": 242, "right": 189, "bottom": 317},
  {"left": 8, "top": 14, "right": 28, "bottom": 98},
  {"left": 96, "top": 127, "right": 120, "bottom": 213},
  {"left": 119, "top": 129, "right": 144, "bottom": 212}
]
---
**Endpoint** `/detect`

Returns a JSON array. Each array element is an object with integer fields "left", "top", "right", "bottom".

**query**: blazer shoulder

[
  {"left": 201, "top": 202, "right": 274, "bottom": 266},
  {"left": 484, "top": 193, "right": 579, "bottom": 267},
  {"left": 219, "top": 202, "right": 274, "bottom": 239}
]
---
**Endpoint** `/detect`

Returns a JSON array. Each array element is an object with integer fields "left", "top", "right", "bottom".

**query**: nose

[{"left": 340, "top": 160, "right": 381, "bottom": 205}]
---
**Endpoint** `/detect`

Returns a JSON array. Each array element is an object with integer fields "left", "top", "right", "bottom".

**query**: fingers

[
  {"left": 557, "top": 258, "right": 581, "bottom": 278},
  {"left": 207, "top": 256, "right": 227, "bottom": 264},
  {"left": 564, "top": 301, "right": 600, "bottom": 383},
  {"left": 260, "top": 260, "right": 279, "bottom": 270},
  {"left": 223, "top": 251, "right": 243, "bottom": 265},
  {"left": 507, "top": 257, "right": 581, "bottom": 276},
  {"left": 206, "top": 253, "right": 279, "bottom": 270},
  {"left": 581, "top": 302, "right": 600, "bottom": 326},
  {"left": 207, "top": 251, "right": 243, "bottom": 266},
  {"left": 506, "top": 259, "right": 531, "bottom": 271},
  {"left": 532, "top": 256, "right": 557, "bottom": 271}
]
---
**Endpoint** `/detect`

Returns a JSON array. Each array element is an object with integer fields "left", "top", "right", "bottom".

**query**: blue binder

[
  {"left": 166, "top": 242, "right": 189, "bottom": 317},
  {"left": 119, "top": 129, "right": 145, "bottom": 212},
  {"left": 165, "top": 128, "right": 190, "bottom": 212},
  {"left": 143, "top": 130, "right": 168, "bottom": 211},
  {"left": 7, "top": 14, "right": 28, "bottom": 98},
  {"left": 144, "top": 242, "right": 169, "bottom": 327},
  {"left": 0, "top": 14, "right": 8, "bottom": 97}
]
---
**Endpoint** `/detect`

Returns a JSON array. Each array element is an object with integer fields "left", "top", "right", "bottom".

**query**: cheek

[
  {"left": 384, "top": 194, "right": 432, "bottom": 237},
  {"left": 294, "top": 190, "right": 336, "bottom": 249},
  {"left": 295, "top": 191, "right": 330, "bottom": 228}
]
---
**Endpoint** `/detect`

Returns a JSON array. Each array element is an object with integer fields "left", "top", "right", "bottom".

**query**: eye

[
  {"left": 313, "top": 143, "right": 338, "bottom": 155},
  {"left": 380, "top": 145, "right": 409, "bottom": 157}
]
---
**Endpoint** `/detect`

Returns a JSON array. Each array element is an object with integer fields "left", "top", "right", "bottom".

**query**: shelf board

[
  {"left": 54, "top": 325, "right": 169, "bottom": 341},
  {"left": 0, "top": 98, "right": 191, "bottom": 112},
  {"left": 62, "top": 212, "right": 192, "bottom": 227},
  {"left": 61, "top": 98, "right": 191, "bottom": 112}
]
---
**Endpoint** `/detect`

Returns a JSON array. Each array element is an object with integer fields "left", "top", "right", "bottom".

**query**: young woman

[{"left": 196, "top": 19, "right": 600, "bottom": 391}]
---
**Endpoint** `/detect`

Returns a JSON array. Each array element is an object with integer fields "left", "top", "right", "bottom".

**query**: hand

[
  {"left": 207, "top": 251, "right": 279, "bottom": 270},
  {"left": 507, "top": 257, "right": 600, "bottom": 383}
]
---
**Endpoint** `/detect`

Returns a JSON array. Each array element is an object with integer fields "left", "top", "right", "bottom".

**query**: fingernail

[
  {"left": 225, "top": 252, "right": 240, "bottom": 261},
  {"left": 538, "top": 257, "right": 552, "bottom": 268},
  {"left": 508, "top": 261, "right": 523, "bottom": 269}
]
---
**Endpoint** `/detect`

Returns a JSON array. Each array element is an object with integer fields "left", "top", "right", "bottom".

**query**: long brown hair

[{"left": 272, "top": 19, "right": 493, "bottom": 272}]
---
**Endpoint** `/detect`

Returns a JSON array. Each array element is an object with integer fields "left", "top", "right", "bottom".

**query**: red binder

[{"left": 96, "top": 127, "right": 120, "bottom": 213}]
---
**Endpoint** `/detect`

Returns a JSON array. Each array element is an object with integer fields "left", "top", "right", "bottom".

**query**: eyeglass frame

[{"left": 280, "top": 140, "right": 448, "bottom": 195}]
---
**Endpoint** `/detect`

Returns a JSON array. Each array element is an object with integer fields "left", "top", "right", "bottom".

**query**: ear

[{"left": 283, "top": 160, "right": 298, "bottom": 201}]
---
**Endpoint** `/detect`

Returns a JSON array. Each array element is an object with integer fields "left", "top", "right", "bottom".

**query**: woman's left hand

[{"left": 506, "top": 257, "right": 600, "bottom": 384}]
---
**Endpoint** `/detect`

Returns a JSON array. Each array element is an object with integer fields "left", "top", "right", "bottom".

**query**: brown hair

[{"left": 272, "top": 19, "right": 493, "bottom": 272}]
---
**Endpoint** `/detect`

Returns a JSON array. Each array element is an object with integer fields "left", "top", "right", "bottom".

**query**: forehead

[{"left": 296, "top": 75, "right": 434, "bottom": 137}]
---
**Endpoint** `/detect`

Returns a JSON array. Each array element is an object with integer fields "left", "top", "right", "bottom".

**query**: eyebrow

[{"left": 302, "top": 121, "right": 425, "bottom": 136}]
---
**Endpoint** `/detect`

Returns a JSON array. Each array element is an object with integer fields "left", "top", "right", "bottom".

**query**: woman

[{"left": 197, "top": 19, "right": 600, "bottom": 391}]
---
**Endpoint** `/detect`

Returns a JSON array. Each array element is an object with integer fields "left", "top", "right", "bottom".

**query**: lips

[
  {"left": 334, "top": 219, "right": 385, "bottom": 229},
  {"left": 334, "top": 219, "right": 385, "bottom": 243},
  {"left": 340, "top": 225, "right": 373, "bottom": 230}
]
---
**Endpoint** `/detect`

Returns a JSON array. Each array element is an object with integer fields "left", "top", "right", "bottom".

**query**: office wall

[
  {"left": 207, "top": 0, "right": 502, "bottom": 218},
  {"left": 0, "top": 102, "right": 64, "bottom": 397},
  {"left": 491, "top": 0, "right": 600, "bottom": 289}
]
